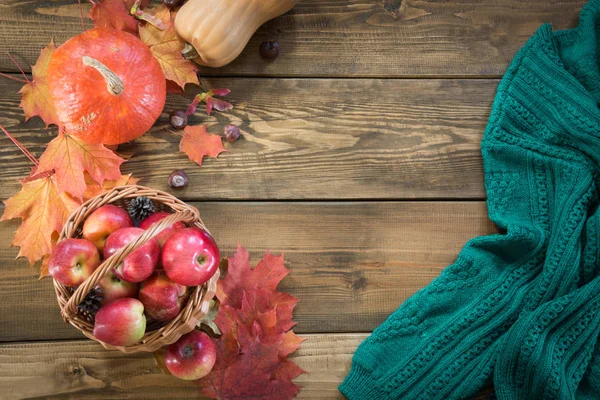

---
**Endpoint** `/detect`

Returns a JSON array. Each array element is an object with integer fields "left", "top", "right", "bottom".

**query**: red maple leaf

[
  {"left": 88, "top": 0, "right": 142, "bottom": 34},
  {"left": 166, "top": 80, "right": 184, "bottom": 94},
  {"left": 196, "top": 246, "right": 305, "bottom": 399},
  {"left": 218, "top": 246, "right": 290, "bottom": 308},
  {"left": 199, "top": 321, "right": 299, "bottom": 400},
  {"left": 179, "top": 125, "right": 227, "bottom": 166}
]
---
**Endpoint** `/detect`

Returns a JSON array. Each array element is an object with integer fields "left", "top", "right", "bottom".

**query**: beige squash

[{"left": 174, "top": 0, "right": 297, "bottom": 68}]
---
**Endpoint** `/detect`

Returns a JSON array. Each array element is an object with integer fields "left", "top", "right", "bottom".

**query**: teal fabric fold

[{"left": 340, "top": 1, "right": 600, "bottom": 398}]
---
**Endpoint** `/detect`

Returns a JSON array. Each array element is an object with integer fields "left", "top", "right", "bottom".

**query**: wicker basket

[{"left": 53, "top": 185, "right": 219, "bottom": 354}]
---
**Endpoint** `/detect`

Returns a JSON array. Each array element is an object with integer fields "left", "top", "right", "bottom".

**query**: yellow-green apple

[
  {"left": 139, "top": 212, "right": 186, "bottom": 247},
  {"left": 139, "top": 271, "right": 189, "bottom": 321},
  {"left": 48, "top": 238, "right": 101, "bottom": 286},
  {"left": 97, "top": 271, "right": 139, "bottom": 305},
  {"left": 161, "top": 228, "right": 220, "bottom": 286},
  {"left": 93, "top": 297, "right": 146, "bottom": 346},
  {"left": 83, "top": 205, "right": 133, "bottom": 252},
  {"left": 104, "top": 227, "right": 160, "bottom": 283},
  {"left": 164, "top": 330, "right": 216, "bottom": 380}
]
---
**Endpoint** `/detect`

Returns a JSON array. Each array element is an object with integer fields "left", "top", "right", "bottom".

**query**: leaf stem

[
  {"left": 77, "top": 0, "right": 85, "bottom": 32},
  {"left": 0, "top": 124, "right": 39, "bottom": 166},
  {"left": 7, "top": 53, "right": 30, "bottom": 83},
  {"left": 0, "top": 71, "right": 28, "bottom": 83}
]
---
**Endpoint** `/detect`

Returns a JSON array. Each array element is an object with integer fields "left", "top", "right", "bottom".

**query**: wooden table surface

[{"left": 0, "top": 0, "right": 588, "bottom": 399}]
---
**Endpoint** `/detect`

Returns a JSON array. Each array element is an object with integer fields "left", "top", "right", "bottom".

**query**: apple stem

[{"left": 82, "top": 56, "right": 124, "bottom": 96}]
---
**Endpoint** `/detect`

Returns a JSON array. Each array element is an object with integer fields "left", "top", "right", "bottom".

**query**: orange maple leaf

[
  {"left": 1, "top": 176, "right": 81, "bottom": 265},
  {"left": 82, "top": 172, "right": 139, "bottom": 200},
  {"left": 37, "top": 133, "right": 126, "bottom": 200},
  {"left": 19, "top": 40, "right": 60, "bottom": 127},
  {"left": 180, "top": 125, "right": 227, "bottom": 166},
  {"left": 38, "top": 232, "right": 58, "bottom": 279},
  {"left": 139, "top": 5, "right": 199, "bottom": 89}
]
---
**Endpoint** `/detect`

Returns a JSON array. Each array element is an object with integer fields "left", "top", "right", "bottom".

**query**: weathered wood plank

[
  {"left": 0, "top": 76, "right": 492, "bottom": 201},
  {"left": 0, "top": 334, "right": 493, "bottom": 399},
  {"left": 0, "top": 0, "right": 585, "bottom": 77},
  {"left": 0, "top": 201, "right": 496, "bottom": 341}
]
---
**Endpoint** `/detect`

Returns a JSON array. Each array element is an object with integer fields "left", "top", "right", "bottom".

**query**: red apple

[
  {"left": 164, "top": 330, "right": 216, "bottom": 380},
  {"left": 83, "top": 204, "right": 133, "bottom": 252},
  {"left": 139, "top": 212, "right": 186, "bottom": 247},
  {"left": 48, "top": 238, "right": 101, "bottom": 286},
  {"left": 93, "top": 298, "right": 146, "bottom": 346},
  {"left": 104, "top": 227, "right": 160, "bottom": 283},
  {"left": 97, "top": 271, "right": 139, "bottom": 305},
  {"left": 139, "top": 271, "right": 189, "bottom": 322},
  {"left": 161, "top": 228, "right": 220, "bottom": 286}
]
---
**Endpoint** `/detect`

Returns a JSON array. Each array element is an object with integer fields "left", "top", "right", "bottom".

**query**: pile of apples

[{"left": 48, "top": 204, "right": 219, "bottom": 380}]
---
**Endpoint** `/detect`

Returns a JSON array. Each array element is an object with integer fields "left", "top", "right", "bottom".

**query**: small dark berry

[
  {"left": 259, "top": 41, "right": 279, "bottom": 60},
  {"left": 223, "top": 124, "right": 241, "bottom": 143},
  {"left": 169, "top": 170, "right": 189, "bottom": 189},
  {"left": 163, "top": 0, "right": 184, "bottom": 10},
  {"left": 169, "top": 110, "right": 188, "bottom": 130}
]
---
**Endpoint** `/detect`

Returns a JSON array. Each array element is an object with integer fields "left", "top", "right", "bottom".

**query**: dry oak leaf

[
  {"left": 19, "top": 40, "right": 60, "bottom": 127},
  {"left": 1, "top": 175, "right": 81, "bottom": 265},
  {"left": 180, "top": 125, "right": 226, "bottom": 166},
  {"left": 139, "top": 5, "right": 199, "bottom": 89},
  {"left": 37, "top": 133, "right": 126, "bottom": 200}
]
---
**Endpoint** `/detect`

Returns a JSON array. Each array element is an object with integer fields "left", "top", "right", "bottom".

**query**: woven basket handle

[{"left": 61, "top": 208, "right": 201, "bottom": 321}]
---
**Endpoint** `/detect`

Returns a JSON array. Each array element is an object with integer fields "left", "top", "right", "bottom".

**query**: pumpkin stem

[
  {"left": 82, "top": 56, "right": 124, "bottom": 96},
  {"left": 181, "top": 43, "right": 199, "bottom": 60}
]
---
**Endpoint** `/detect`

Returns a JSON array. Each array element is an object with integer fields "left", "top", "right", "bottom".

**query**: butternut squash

[{"left": 174, "top": 0, "right": 297, "bottom": 68}]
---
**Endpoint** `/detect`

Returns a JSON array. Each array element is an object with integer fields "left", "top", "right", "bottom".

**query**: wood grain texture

[
  {"left": 0, "top": 0, "right": 585, "bottom": 77},
  {"left": 0, "top": 201, "right": 497, "bottom": 342},
  {"left": 0, "top": 76, "right": 492, "bottom": 201},
  {"left": 0, "top": 335, "right": 359, "bottom": 400},
  {"left": 0, "top": 334, "right": 493, "bottom": 400}
]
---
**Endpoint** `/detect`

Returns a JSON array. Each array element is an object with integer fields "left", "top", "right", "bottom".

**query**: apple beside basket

[{"left": 52, "top": 185, "right": 219, "bottom": 353}]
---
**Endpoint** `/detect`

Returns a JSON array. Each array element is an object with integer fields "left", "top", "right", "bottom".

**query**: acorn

[{"left": 169, "top": 170, "right": 189, "bottom": 188}]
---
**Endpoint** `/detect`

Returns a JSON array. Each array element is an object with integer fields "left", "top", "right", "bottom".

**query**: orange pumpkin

[{"left": 48, "top": 28, "right": 166, "bottom": 145}]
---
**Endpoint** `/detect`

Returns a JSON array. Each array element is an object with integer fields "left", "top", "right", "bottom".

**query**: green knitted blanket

[{"left": 339, "top": 1, "right": 600, "bottom": 399}]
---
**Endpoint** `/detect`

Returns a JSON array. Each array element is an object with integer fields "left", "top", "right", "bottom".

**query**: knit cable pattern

[{"left": 340, "top": 1, "right": 600, "bottom": 398}]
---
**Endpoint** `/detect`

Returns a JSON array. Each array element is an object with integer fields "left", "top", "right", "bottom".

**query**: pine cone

[
  {"left": 128, "top": 196, "right": 156, "bottom": 221},
  {"left": 77, "top": 287, "right": 104, "bottom": 324}
]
